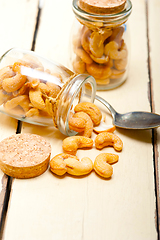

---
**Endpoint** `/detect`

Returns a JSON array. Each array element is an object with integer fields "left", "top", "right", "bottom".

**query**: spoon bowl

[{"left": 95, "top": 95, "right": 160, "bottom": 130}]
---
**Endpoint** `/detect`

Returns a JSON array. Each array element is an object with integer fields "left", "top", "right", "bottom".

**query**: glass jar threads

[
  {"left": 0, "top": 48, "right": 96, "bottom": 136},
  {"left": 70, "top": 0, "right": 132, "bottom": 90}
]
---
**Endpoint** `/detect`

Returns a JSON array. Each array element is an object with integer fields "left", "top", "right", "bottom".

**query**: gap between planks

[
  {"left": 0, "top": 0, "right": 42, "bottom": 238},
  {"left": 146, "top": 0, "right": 160, "bottom": 237}
]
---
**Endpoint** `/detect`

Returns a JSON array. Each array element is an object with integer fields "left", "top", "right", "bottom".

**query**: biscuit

[
  {"left": 78, "top": 0, "right": 126, "bottom": 14},
  {"left": 0, "top": 133, "right": 51, "bottom": 178}
]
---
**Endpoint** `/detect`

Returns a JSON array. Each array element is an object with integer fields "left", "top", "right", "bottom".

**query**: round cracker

[
  {"left": 0, "top": 133, "right": 51, "bottom": 178},
  {"left": 78, "top": 0, "right": 127, "bottom": 14}
]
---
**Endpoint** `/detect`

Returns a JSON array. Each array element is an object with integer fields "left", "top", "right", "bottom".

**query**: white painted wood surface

[
  {"left": 148, "top": 0, "right": 160, "bottom": 219},
  {"left": 0, "top": 0, "right": 39, "bottom": 220},
  {"left": 0, "top": 0, "right": 159, "bottom": 239}
]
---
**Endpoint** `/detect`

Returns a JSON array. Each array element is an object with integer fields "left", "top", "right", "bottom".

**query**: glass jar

[
  {"left": 0, "top": 48, "right": 96, "bottom": 136},
  {"left": 70, "top": 0, "right": 132, "bottom": 90}
]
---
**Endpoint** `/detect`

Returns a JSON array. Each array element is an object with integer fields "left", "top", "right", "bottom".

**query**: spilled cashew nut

[
  {"left": 93, "top": 122, "right": 116, "bottom": 134},
  {"left": 73, "top": 111, "right": 93, "bottom": 138},
  {"left": 95, "top": 132, "right": 123, "bottom": 151},
  {"left": 50, "top": 153, "right": 93, "bottom": 176},
  {"left": 94, "top": 153, "right": 119, "bottom": 178},
  {"left": 50, "top": 153, "right": 78, "bottom": 176},
  {"left": 62, "top": 136, "right": 93, "bottom": 155},
  {"left": 69, "top": 112, "right": 86, "bottom": 133},
  {"left": 65, "top": 157, "right": 93, "bottom": 176},
  {"left": 74, "top": 102, "right": 102, "bottom": 126}
]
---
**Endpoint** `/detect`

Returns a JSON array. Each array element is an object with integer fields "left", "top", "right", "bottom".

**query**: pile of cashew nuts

[
  {"left": 0, "top": 58, "right": 62, "bottom": 120},
  {"left": 50, "top": 102, "right": 123, "bottom": 179},
  {"left": 0, "top": 57, "right": 123, "bottom": 179},
  {"left": 72, "top": 25, "right": 128, "bottom": 86}
]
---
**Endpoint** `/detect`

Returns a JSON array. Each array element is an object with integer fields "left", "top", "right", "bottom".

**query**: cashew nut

[
  {"left": 73, "top": 111, "right": 93, "bottom": 138},
  {"left": 90, "top": 54, "right": 109, "bottom": 64},
  {"left": 2, "top": 73, "right": 27, "bottom": 93},
  {"left": 93, "top": 122, "right": 116, "bottom": 134},
  {"left": 110, "top": 68, "right": 125, "bottom": 79},
  {"left": 74, "top": 47, "right": 93, "bottom": 64},
  {"left": 46, "top": 82, "right": 61, "bottom": 98},
  {"left": 74, "top": 102, "right": 102, "bottom": 126},
  {"left": 25, "top": 107, "right": 39, "bottom": 118},
  {"left": 68, "top": 112, "right": 86, "bottom": 133},
  {"left": 95, "top": 78, "right": 110, "bottom": 86},
  {"left": 0, "top": 89, "right": 12, "bottom": 105},
  {"left": 95, "top": 132, "right": 123, "bottom": 151},
  {"left": 114, "top": 57, "right": 127, "bottom": 71},
  {"left": 62, "top": 136, "right": 93, "bottom": 155},
  {"left": 50, "top": 153, "right": 93, "bottom": 176},
  {"left": 81, "top": 26, "right": 92, "bottom": 53},
  {"left": 50, "top": 153, "right": 78, "bottom": 176},
  {"left": 29, "top": 87, "right": 45, "bottom": 110},
  {"left": 0, "top": 66, "right": 15, "bottom": 89},
  {"left": 94, "top": 153, "right": 119, "bottom": 178},
  {"left": 4, "top": 95, "right": 30, "bottom": 113},
  {"left": 104, "top": 41, "right": 127, "bottom": 60},
  {"left": 12, "top": 61, "right": 31, "bottom": 74},
  {"left": 86, "top": 62, "right": 112, "bottom": 80},
  {"left": 109, "top": 26, "right": 124, "bottom": 48},
  {"left": 65, "top": 156, "right": 93, "bottom": 176},
  {"left": 73, "top": 57, "right": 86, "bottom": 74},
  {"left": 89, "top": 31, "right": 104, "bottom": 58}
]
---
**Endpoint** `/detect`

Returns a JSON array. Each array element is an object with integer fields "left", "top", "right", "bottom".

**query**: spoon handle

[{"left": 95, "top": 95, "right": 116, "bottom": 117}]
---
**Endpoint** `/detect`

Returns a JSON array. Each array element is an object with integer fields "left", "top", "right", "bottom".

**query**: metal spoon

[{"left": 95, "top": 95, "right": 160, "bottom": 130}]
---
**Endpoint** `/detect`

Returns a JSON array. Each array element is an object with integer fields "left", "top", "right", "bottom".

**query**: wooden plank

[
  {"left": 148, "top": 0, "right": 160, "bottom": 234},
  {"left": 33, "top": 0, "right": 74, "bottom": 66},
  {"left": 0, "top": 0, "right": 39, "bottom": 235},
  {"left": 2, "top": 0, "right": 158, "bottom": 239}
]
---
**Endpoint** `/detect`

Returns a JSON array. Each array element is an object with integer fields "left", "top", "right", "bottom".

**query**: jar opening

[{"left": 55, "top": 74, "right": 96, "bottom": 136}]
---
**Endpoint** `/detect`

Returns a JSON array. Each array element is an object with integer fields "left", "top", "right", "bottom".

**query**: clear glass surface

[{"left": 0, "top": 48, "right": 96, "bottom": 135}]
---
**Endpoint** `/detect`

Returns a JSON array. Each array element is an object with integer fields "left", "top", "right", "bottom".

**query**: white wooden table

[{"left": 0, "top": 0, "right": 159, "bottom": 239}]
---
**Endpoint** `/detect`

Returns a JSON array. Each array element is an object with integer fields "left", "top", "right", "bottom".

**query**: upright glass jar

[
  {"left": 0, "top": 48, "right": 96, "bottom": 136},
  {"left": 70, "top": 0, "right": 132, "bottom": 90}
]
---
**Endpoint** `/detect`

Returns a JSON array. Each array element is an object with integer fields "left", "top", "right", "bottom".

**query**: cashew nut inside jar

[
  {"left": 70, "top": 0, "right": 132, "bottom": 90},
  {"left": 0, "top": 48, "right": 96, "bottom": 136}
]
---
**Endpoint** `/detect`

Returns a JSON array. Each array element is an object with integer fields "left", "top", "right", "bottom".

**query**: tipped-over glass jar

[
  {"left": 0, "top": 48, "right": 96, "bottom": 136},
  {"left": 70, "top": 0, "right": 132, "bottom": 90}
]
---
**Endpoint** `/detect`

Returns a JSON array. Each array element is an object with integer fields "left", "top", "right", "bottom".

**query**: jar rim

[{"left": 72, "top": 0, "right": 132, "bottom": 25}]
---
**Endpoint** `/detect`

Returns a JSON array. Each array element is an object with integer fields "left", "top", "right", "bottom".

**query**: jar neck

[
  {"left": 55, "top": 74, "right": 96, "bottom": 136},
  {"left": 72, "top": 0, "right": 132, "bottom": 29}
]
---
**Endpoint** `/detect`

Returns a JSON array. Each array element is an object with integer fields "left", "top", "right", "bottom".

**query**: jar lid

[
  {"left": 78, "top": 0, "right": 127, "bottom": 14},
  {"left": 73, "top": 0, "right": 132, "bottom": 28}
]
